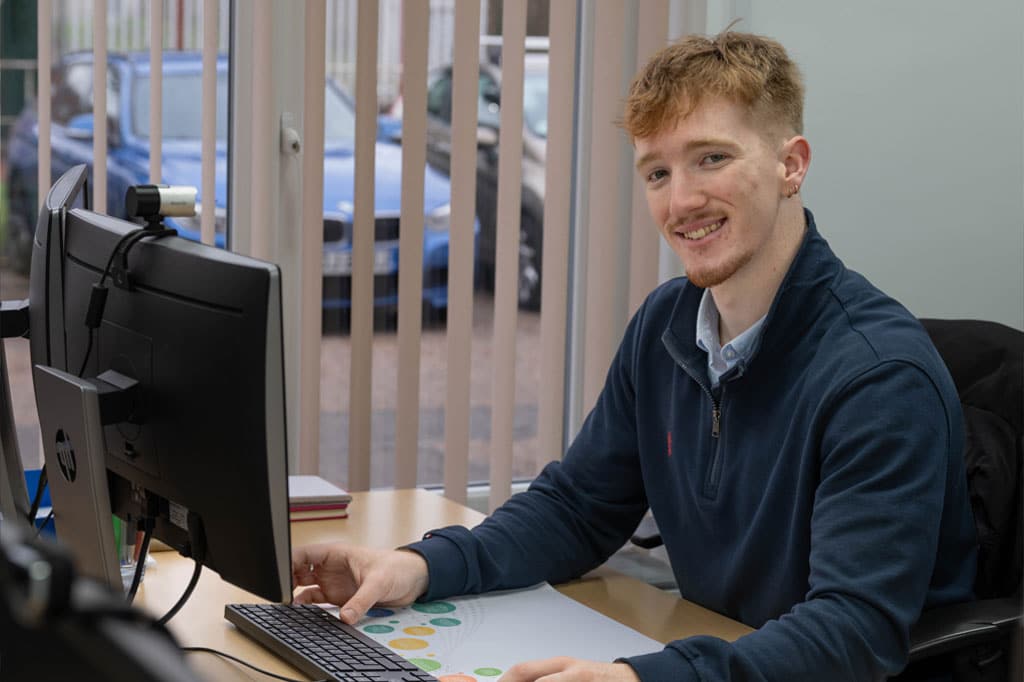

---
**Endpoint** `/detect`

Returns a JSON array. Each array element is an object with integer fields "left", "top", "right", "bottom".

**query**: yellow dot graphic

[
  {"left": 404, "top": 626, "right": 436, "bottom": 636},
  {"left": 389, "top": 638, "right": 429, "bottom": 650}
]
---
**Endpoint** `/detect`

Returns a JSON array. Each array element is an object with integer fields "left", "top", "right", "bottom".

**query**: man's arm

[
  {"left": 407, "top": 307, "right": 651, "bottom": 600},
  {"left": 623, "top": 361, "right": 975, "bottom": 681}
]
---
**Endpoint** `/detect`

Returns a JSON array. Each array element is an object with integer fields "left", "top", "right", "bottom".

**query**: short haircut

[{"left": 622, "top": 30, "right": 805, "bottom": 141}]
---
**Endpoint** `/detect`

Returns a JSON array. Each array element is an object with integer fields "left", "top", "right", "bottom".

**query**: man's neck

[{"left": 712, "top": 205, "right": 807, "bottom": 345}]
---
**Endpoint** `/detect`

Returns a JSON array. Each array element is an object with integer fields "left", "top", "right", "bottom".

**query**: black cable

[
  {"left": 77, "top": 328, "right": 94, "bottom": 378},
  {"left": 181, "top": 647, "right": 329, "bottom": 682},
  {"left": 156, "top": 559, "right": 202, "bottom": 626},
  {"left": 33, "top": 510, "right": 54, "bottom": 538},
  {"left": 77, "top": 226, "right": 176, "bottom": 377},
  {"left": 125, "top": 523, "right": 153, "bottom": 604},
  {"left": 26, "top": 465, "right": 48, "bottom": 525}
]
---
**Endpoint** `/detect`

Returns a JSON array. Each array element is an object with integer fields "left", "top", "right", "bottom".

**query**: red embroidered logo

[{"left": 667, "top": 431, "right": 673, "bottom": 458}]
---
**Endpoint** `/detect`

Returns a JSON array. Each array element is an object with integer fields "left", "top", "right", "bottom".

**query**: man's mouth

[{"left": 679, "top": 219, "right": 724, "bottom": 240}]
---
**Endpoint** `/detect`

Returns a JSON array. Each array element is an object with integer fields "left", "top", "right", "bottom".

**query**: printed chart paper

[{"left": 323, "top": 583, "right": 663, "bottom": 680}]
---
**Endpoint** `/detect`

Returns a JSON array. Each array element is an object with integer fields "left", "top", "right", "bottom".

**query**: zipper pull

[{"left": 712, "top": 405, "right": 721, "bottom": 438}]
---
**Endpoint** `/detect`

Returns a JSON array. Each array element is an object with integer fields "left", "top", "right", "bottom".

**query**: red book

[
  {"left": 290, "top": 508, "right": 349, "bottom": 522},
  {"left": 289, "top": 502, "right": 349, "bottom": 513}
]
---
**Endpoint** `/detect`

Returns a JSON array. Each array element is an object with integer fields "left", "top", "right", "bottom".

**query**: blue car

[{"left": 3, "top": 51, "right": 470, "bottom": 313}]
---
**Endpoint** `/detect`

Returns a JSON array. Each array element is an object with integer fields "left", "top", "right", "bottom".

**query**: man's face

[{"left": 634, "top": 97, "right": 790, "bottom": 290}]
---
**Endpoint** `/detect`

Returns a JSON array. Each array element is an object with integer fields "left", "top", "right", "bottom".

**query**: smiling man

[{"left": 293, "top": 31, "right": 977, "bottom": 681}]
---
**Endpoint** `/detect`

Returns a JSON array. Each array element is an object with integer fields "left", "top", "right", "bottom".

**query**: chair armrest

[
  {"left": 629, "top": 516, "right": 664, "bottom": 550},
  {"left": 908, "top": 597, "right": 1023, "bottom": 662}
]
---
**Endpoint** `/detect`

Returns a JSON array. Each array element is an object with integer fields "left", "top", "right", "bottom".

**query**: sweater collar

[{"left": 661, "top": 209, "right": 844, "bottom": 384}]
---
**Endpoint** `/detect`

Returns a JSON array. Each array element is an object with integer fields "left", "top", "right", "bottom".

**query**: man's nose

[{"left": 668, "top": 175, "right": 708, "bottom": 219}]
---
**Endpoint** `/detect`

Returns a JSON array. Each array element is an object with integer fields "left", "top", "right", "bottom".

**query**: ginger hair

[{"left": 623, "top": 30, "right": 804, "bottom": 141}]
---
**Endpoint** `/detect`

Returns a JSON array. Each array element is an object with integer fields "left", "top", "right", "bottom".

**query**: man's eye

[
  {"left": 646, "top": 169, "right": 668, "bottom": 183},
  {"left": 701, "top": 153, "right": 728, "bottom": 166}
]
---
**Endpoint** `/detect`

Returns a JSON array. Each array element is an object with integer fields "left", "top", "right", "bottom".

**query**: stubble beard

[{"left": 681, "top": 248, "right": 754, "bottom": 289}]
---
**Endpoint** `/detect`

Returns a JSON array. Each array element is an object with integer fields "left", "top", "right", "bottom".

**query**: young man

[{"left": 293, "top": 32, "right": 977, "bottom": 681}]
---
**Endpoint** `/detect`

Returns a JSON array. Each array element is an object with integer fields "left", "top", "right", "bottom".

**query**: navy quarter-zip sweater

[{"left": 408, "top": 211, "right": 977, "bottom": 681}]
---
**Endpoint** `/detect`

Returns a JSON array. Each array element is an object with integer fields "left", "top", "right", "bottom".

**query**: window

[{"left": 426, "top": 69, "right": 452, "bottom": 122}]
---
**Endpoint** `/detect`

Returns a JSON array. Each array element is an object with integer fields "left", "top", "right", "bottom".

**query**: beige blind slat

[
  {"left": 348, "top": 0, "right": 379, "bottom": 491},
  {"left": 200, "top": 0, "right": 218, "bottom": 245},
  {"left": 394, "top": 0, "right": 430, "bottom": 490},
  {"left": 627, "top": 0, "right": 669, "bottom": 315},
  {"left": 300, "top": 0, "right": 327, "bottom": 476},
  {"left": 37, "top": 1, "right": 52, "bottom": 203},
  {"left": 581, "top": 0, "right": 631, "bottom": 412},
  {"left": 93, "top": 0, "right": 108, "bottom": 212},
  {"left": 443, "top": 0, "right": 481, "bottom": 504},
  {"left": 537, "top": 0, "right": 577, "bottom": 464},
  {"left": 149, "top": 0, "right": 163, "bottom": 183},
  {"left": 249, "top": 2, "right": 272, "bottom": 259},
  {"left": 488, "top": 0, "right": 527, "bottom": 512}
]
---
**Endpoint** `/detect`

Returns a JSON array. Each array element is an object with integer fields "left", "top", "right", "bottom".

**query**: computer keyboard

[{"left": 225, "top": 603, "right": 437, "bottom": 682}]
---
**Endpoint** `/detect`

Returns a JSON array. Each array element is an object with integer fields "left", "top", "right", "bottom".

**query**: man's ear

[{"left": 780, "top": 135, "right": 811, "bottom": 189}]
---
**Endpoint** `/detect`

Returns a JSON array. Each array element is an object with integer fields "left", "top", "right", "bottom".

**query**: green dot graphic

[
  {"left": 474, "top": 668, "right": 502, "bottom": 676},
  {"left": 411, "top": 601, "right": 456, "bottom": 614},
  {"left": 409, "top": 658, "right": 442, "bottom": 672},
  {"left": 429, "top": 617, "right": 461, "bottom": 627},
  {"left": 362, "top": 624, "right": 394, "bottom": 634},
  {"left": 389, "top": 620, "right": 400, "bottom": 624}
]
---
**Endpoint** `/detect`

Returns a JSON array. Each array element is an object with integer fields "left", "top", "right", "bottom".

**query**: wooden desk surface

[{"left": 136, "top": 489, "right": 751, "bottom": 680}]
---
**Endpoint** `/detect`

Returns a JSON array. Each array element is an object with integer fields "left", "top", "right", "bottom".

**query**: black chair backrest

[{"left": 920, "top": 319, "right": 1023, "bottom": 600}]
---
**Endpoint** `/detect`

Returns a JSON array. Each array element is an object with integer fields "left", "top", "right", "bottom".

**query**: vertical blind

[
  {"left": 32, "top": 0, "right": 674, "bottom": 508},
  {"left": 442, "top": 0, "right": 481, "bottom": 504}
]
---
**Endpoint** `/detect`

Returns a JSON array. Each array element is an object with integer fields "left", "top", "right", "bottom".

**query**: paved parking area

[{"left": 1, "top": 267, "right": 548, "bottom": 489}]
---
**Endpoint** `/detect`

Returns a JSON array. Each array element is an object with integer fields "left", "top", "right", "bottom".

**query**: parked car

[
  {"left": 381, "top": 51, "right": 548, "bottom": 310},
  {"left": 3, "top": 51, "right": 471, "bottom": 314}
]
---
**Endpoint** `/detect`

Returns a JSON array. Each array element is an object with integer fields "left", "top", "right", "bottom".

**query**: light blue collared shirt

[{"left": 695, "top": 289, "right": 767, "bottom": 388}]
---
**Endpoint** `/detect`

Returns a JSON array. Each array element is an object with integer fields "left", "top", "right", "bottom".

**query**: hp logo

[{"left": 55, "top": 429, "right": 77, "bottom": 483}]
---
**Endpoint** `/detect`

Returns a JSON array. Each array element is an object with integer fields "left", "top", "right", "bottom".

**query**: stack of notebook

[{"left": 288, "top": 475, "right": 352, "bottom": 522}]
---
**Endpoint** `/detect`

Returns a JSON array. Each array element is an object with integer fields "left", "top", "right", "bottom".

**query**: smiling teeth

[{"left": 682, "top": 220, "right": 723, "bottom": 240}]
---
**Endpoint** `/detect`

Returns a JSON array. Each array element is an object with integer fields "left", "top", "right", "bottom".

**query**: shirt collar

[{"left": 695, "top": 289, "right": 767, "bottom": 387}]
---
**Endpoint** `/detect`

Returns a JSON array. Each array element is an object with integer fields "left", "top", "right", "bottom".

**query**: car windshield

[
  {"left": 132, "top": 73, "right": 355, "bottom": 146},
  {"left": 523, "top": 69, "right": 547, "bottom": 138}
]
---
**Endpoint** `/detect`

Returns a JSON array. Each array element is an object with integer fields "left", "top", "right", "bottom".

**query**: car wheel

[
  {"left": 518, "top": 213, "right": 542, "bottom": 311},
  {"left": 3, "top": 209, "right": 34, "bottom": 275}
]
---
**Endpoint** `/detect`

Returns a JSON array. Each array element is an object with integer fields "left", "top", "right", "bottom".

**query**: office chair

[{"left": 630, "top": 318, "right": 1023, "bottom": 681}]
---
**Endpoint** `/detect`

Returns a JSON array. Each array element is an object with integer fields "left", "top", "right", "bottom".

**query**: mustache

[{"left": 664, "top": 214, "right": 719, "bottom": 233}]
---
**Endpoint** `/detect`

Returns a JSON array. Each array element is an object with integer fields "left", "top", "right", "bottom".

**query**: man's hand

[
  {"left": 499, "top": 657, "right": 641, "bottom": 682},
  {"left": 292, "top": 543, "right": 429, "bottom": 625}
]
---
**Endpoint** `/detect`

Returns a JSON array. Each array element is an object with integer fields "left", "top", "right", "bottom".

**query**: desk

[{"left": 136, "top": 489, "right": 752, "bottom": 680}]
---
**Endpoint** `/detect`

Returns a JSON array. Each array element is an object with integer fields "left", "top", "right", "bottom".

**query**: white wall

[{"left": 730, "top": 0, "right": 1023, "bottom": 329}]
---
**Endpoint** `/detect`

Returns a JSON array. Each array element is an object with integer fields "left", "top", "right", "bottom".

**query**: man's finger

[
  {"left": 338, "top": 576, "right": 389, "bottom": 624},
  {"left": 292, "top": 585, "right": 327, "bottom": 605},
  {"left": 292, "top": 559, "right": 319, "bottom": 587}
]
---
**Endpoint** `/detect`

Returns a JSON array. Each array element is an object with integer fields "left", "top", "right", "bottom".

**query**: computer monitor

[{"left": 27, "top": 165, "right": 291, "bottom": 602}]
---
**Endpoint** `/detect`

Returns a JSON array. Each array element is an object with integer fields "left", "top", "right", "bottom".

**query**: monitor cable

[
  {"left": 33, "top": 510, "right": 54, "bottom": 539},
  {"left": 156, "top": 511, "right": 206, "bottom": 625},
  {"left": 25, "top": 465, "right": 48, "bottom": 526},
  {"left": 77, "top": 225, "right": 177, "bottom": 378},
  {"left": 181, "top": 647, "right": 329, "bottom": 682},
  {"left": 125, "top": 520, "right": 153, "bottom": 604},
  {"left": 156, "top": 559, "right": 201, "bottom": 626}
]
